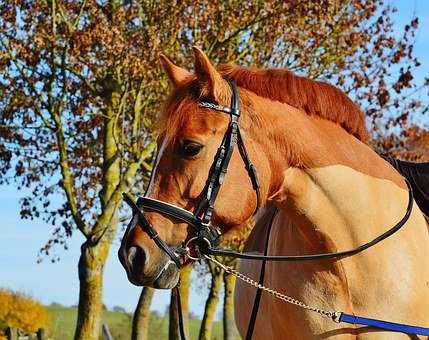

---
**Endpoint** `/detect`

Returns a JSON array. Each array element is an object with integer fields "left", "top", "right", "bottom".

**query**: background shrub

[{"left": 0, "top": 288, "right": 50, "bottom": 336}]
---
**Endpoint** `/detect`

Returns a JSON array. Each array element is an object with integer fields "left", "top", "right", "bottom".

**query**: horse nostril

[{"left": 127, "top": 246, "right": 146, "bottom": 271}]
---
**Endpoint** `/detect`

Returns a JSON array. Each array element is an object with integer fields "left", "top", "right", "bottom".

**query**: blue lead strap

[{"left": 338, "top": 313, "right": 429, "bottom": 336}]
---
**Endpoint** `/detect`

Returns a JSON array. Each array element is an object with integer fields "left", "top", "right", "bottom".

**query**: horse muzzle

[{"left": 118, "top": 243, "right": 180, "bottom": 289}]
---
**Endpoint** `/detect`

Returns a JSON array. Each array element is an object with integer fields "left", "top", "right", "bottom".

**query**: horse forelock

[
  {"left": 158, "top": 77, "right": 259, "bottom": 140},
  {"left": 157, "top": 79, "right": 198, "bottom": 140}
]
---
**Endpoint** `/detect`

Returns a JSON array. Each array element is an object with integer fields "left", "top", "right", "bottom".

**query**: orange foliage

[
  {"left": 406, "top": 131, "right": 429, "bottom": 161},
  {"left": 0, "top": 289, "right": 50, "bottom": 336},
  {"left": 376, "top": 126, "right": 429, "bottom": 161}
]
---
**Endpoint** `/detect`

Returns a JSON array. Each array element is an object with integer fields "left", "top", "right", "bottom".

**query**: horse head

[{"left": 118, "top": 47, "right": 269, "bottom": 288}]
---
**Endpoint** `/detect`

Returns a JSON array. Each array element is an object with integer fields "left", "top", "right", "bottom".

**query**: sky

[{"left": 1, "top": 0, "right": 429, "bottom": 318}]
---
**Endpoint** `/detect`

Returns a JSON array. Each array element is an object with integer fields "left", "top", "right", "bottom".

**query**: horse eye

[{"left": 179, "top": 140, "right": 203, "bottom": 157}]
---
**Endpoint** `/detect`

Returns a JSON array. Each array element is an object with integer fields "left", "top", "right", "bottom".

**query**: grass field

[{"left": 47, "top": 306, "right": 230, "bottom": 339}]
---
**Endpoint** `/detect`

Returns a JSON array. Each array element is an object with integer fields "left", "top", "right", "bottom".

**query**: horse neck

[{"left": 249, "top": 95, "right": 407, "bottom": 252}]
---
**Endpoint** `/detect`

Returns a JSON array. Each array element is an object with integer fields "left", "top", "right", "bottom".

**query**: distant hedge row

[{"left": 0, "top": 288, "right": 50, "bottom": 338}]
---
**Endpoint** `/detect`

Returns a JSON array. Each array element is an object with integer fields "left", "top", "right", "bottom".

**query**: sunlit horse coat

[{"left": 119, "top": 47, "right": 429, "bottom": 340}]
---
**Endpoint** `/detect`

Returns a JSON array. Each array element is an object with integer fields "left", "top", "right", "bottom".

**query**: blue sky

[{"left": 1, "top": 0, "right": 428, "bottom": 318}]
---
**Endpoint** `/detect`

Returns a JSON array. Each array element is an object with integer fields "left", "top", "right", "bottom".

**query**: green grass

[
  {"left": 48, "top": 306, "right": 79, "bottom": 340},
  {"left": 47, "top": 306, "right": 229, "bottom": 339}
]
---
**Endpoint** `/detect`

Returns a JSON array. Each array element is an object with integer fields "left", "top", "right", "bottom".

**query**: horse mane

[{"left": 218, "top": 64, "right": 369, "bottom": 142}]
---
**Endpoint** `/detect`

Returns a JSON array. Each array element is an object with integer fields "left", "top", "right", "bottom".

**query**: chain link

[{"left": 204, "top": 255, "right": 340, "bottom": 322}]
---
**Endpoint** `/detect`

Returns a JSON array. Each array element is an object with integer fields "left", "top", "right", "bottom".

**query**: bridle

[
  {"left": 123, "top": 80, "right": 262, "bottom": 267},
  {"left": 123, "top": 79, "right": 413, "bottom": 266},
  {"left": 122, "top": 79, "right": 417, "bottom": 339}
]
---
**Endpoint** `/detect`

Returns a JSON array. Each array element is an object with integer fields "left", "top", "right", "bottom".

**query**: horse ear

[
  {"left": 192, "top": 46, "right": 228, "bottom": 102},
  {"left": 159, "top": 54, "right": 191, "bottom": 88}
]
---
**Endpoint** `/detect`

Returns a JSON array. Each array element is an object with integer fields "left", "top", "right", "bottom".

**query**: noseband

[{"left": 123, "top": 80, "right": 261, "bottom": 267}]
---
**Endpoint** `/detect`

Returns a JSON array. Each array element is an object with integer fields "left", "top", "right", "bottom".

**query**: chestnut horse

[{"left": 119, "top": 47, "right": 429, "bottom": 339}]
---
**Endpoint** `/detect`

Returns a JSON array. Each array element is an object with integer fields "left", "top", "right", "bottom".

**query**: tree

[
  {"left": 406, "top": 129, "right": 429, "bottom": 161},
  {"left": 0, "top": 2, "right": 158, "bottom": 339},
  {"left": 223, "top": 272, "right": 237, "bottom": 340},
  {"left": 112, "top": 306, "right": 127, "bottom": 313},
  {"left": 198, "top": 260, "right": 224, "bottom": 340},
  {"left": 131, "top": 287, "right": 154, "bottom": 340},
  {"left": 168, "top": 265, "right": 192, "bottom": 340},
  {"left": 219, "top": 223, "right": 253, "bottom": 340},
  {"left": 1, "top": 1, "right": 427, "bottom": 339},
  {"left": 194, "top": 223, "right": 252, "bottom": 340},
  {"left": 0, "top": 289, "right": 51, "bottom": 335},
  {"left": 168, "top": 289, "right": 181, "bottom": 340},
  {"left": 377, "top": 125, "right": 429, "bottom": 161}
]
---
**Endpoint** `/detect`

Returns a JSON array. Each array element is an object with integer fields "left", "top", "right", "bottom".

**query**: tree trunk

[
  {"left": 198, "top": 262, "right": 224, "bottom": 340},
  {"left": 179, "top": 265, "right": 191, "bottom": 339},
  {"left": 169, "top": 289, "right": 180, "bottom": 340},
  {"left": 131, "top": 287, "right": 155, "bottom": 340},
  {"left": 169, "top": 265, "right": 192, "bottom": 339},
  {"left": 74, "top": 240, "right": 110, "bottom": 340},
  {"left": 223, "top": 272, "right": 237, "bottom": 340},
  {"left": 74, "top": 89, "right": 121, "bottom": 340}
]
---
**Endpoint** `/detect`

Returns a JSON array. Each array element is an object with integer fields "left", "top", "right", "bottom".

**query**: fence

[
  {"left": 6, "top": 324, "right": 113, "bottom": 340},
  {"left": 5, "top": 328, "right": 46, "bottom": 340},
  {"left": 102, "top": 324, "right": 113, "bottom": 340}
]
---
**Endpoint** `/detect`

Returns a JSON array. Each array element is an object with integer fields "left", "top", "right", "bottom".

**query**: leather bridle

[
  {"left": 123, "top": 80, "right": 262, "bottom": 267},
  {"left": 122, "top": 79, "right": 413, "bottom": 266},
  {"left": 122, "top": 79, "right": 414, "bottom": 340}
]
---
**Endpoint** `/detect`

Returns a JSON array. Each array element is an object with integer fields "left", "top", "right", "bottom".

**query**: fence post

[
  {"left": 5, "top": 327, "right": 18, "bottom": 340},
  {"left": 37, "top": 328, "right": 46, "bottom": 340},
  {"left": 102, "top": 324, "right": 113, "bottom": 340}
]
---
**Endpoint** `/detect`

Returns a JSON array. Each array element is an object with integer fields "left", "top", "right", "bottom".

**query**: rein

[
  {"left": 122, "top": 80, "right": 429, "bottom": 338},
  {"left": 206, "top": 179, "right": 414, "bottom": 261}
]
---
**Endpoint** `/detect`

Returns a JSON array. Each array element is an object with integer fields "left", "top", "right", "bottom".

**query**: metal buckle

[
  {"left": 332, "top": 311, "right": 342, "bottom": 323},
  {"left": 184, "top": 236, "right": 212, "bottom": 261}
]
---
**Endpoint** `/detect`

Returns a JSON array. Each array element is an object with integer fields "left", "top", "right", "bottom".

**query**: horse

[{"left": 118, "top": 47, "right": 429, "bottom": 339}]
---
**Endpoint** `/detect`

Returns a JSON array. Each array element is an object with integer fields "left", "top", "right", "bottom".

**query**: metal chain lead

[{"left": 204, "top": 255, "right": 341, "bottom": 322}]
